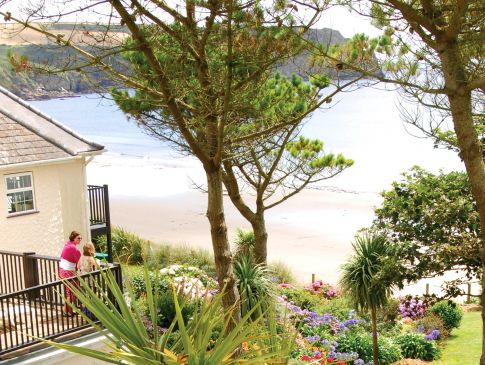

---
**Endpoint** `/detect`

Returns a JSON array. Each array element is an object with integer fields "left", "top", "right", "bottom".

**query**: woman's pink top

[{"left": 59, "top": 241, "right": 81, "bottom": 270}]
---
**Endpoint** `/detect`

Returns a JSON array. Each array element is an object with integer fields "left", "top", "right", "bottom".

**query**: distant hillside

[{"left": 0, "top": 25, "right": 352, "bottom": 100}]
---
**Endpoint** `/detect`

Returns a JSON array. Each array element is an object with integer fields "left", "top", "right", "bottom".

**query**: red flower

[{"left": 301, "top": 355, "right": 311, "bottom": 361}]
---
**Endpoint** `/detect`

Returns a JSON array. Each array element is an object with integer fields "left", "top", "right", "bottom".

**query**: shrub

[
  {"left": 305, "top": 280, "right": 339, "bottom": 300},
  {"left": 431, "top": 300, "right": 463, "bottom": 330},
  {"left": 414, "top": 313, "right": 450, "bottom": 340},
  {"left": 156, "top": 290, "right": 200, "bottom": 328},
  {"left": 128, "top": 269, "right": 171, "bottom": 297},
  {"left": 234, "top": 255, "right": 274, "bottom": 318},
  {"left": 96, "top": 228, "right": 216, "bottom": 274},
  {"left": 269, "top": 261, "right": 297, "bottom": 285},
  {"left": 317, "top": 296, "right": 355, "bottom": 321},
  {"left": 279, "top": 286, "right": 322, "bottom": 311},
  {"left": 234, "top": 229, "right": 255, "bottom": 259},
  {"left": 153, "top": 244, "right": 216, "bottom": 276},
  {"left": 377, "top": 297, "right": 400, "bottom": 323},
  {"left": 395, "top": 333, "right": 441, "bottom": 361},
  {"left": 96, "top": 227, "right": 150, "bottom": 264},
  {"left": 337, "top": 332, "right": 402, "bottom": 365}
]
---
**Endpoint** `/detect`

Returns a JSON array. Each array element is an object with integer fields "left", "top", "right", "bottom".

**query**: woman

[{"left": 59, "top": 230, "right": 82, "bottom": 315}]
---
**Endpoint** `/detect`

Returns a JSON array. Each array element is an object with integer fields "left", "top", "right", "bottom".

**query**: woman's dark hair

[{"left": 69, "top": 230, "right": 81, "bottom": 241}]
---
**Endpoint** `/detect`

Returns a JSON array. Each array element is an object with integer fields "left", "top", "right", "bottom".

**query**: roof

[{"left": 0, "top": 86, "right": 104, "bottom": 166}]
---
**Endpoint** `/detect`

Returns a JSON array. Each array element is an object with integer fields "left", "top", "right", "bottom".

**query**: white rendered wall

[{"left": 0, "top": 157, "right": 90, "bottom": 256}]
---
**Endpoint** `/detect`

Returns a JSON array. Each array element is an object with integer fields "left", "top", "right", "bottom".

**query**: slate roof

[{"left": 0, "top": 86, "right": 104, "bottom": 166}]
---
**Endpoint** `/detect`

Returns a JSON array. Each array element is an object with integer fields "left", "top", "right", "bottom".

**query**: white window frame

[{"left": 5, "top": 172, "right": 36, "bottom": 216}]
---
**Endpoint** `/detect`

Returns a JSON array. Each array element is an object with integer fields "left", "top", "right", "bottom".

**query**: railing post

[
  {"left": 23, "top": 252, "right": 39, "bottom": 299},
  {"left": 103, "top": 184, "right": 113, "bottom": 263}
]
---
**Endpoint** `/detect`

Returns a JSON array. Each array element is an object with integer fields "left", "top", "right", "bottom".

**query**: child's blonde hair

[{"left": 83, "top": 242, "right": 95, "bottom": 257}]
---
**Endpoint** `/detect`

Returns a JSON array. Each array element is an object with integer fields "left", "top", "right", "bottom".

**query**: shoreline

[{"left": 107, "top": 188, "right": 382, "bottom": 284}]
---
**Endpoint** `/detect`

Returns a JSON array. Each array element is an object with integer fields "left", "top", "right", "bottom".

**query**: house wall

[{"left": 0, "top": 157, "right": 90, "bottom": 256}]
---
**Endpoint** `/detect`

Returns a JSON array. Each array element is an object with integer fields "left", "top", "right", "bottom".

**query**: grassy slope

[{"left": 432, "top": 311, "right": 482, "bottom": 365}]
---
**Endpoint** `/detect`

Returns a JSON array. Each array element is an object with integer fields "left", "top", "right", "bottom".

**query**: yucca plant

[
  {"left": 234, "top": 229, "right": 256, "bottom": 260},
  {"left": 234, "top": 255, "right": 275, "bottom": 319},
  {"left": 340, "top": 234, "right": 396, "bottom": 365},
  {"left": 48, "top": 264, "right": 295, "bottom": 364}
]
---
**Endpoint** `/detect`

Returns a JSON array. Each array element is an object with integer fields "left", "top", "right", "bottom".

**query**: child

[
  {"left": 78, "top": 242, "right": 98, "bottom": 320},
  {"left": 78, "top": 242, "right": 97, "bottom": 274}
]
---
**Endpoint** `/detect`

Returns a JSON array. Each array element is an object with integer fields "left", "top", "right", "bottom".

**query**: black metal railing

[
  {"left": 0, "top": 252, "right": 60, "bottom": 295},
  {"left": 0, "top": 250, "right": 122, "bottom": 357},
  {"left": 87, "top": 185, "right": 113, "bottom": 262},
  {"left": 87, "top": 185, "right": 109, "bottom": 226}
]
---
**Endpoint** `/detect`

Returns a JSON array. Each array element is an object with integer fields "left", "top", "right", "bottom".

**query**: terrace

[{"left": 0, "top": 184, "right": 119, "bottom": 360}]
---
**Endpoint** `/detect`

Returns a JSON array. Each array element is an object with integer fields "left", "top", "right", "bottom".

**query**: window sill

[{"left": 6, "top": 210, "right": 39, "bottom": 218}]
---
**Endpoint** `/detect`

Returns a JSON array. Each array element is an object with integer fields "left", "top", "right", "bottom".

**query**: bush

[
  {"left": 153, "top": 244, "right": 216, "bottom": 276},
  {"left": 128, "top": 269, "right": 171, "bottom": 297},
  {"left": 156, "top": 290, "right": 200, "bottom": 328},
  {"left": 279, "top": 286, "right": 322, "bottom": 311},
  {"left": 234, "top": 229, "right": 256, "bottom": 259},
  {"left": 395, "top": 333, "right": 441, "bottom": 361},
  {"left": 431, "top": 300, "right": 463, "bottom": 330},
  {"left": 414, "top": 313, "right": 450, "bottom": 340},
  {"left": 96, "top": 228, "right": 216, "bottom": 274},
  {"left": 269, "top": 261, "right": 297, "bottom": 285},
  {"left": 317, "top": 296, "right": 355, "bottom": 321},
  {"left": 337, "top": 332, "right": 402, "bottom": 365},
  {"left": 378, "top": 297, "right": 400, "bottom": 323},
  {"left": 234, "top": 255, "right": 274, "bottom": 318},
  {"left": 96, "top": 227, "right": 149, "bottom": 264}
]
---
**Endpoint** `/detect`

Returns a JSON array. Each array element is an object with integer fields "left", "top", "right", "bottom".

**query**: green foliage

[
  {"left": 127, "top": 268, "right": 171, "bottom": 297},
  {"left": 152, "top": 244, "right": 216, "bottom": 276},
  {"left": 278, "top": 286, "right": 322, "bottom": 311},
  {"left": 431, "top": 301, "right": 463, "bottom": 331},
  {"left": 372, "top": 166, "right": 481, "bottom": 289},
  {"left": 340, "top": 234, "right": 396, "bottom": 313},
  {"left": 317, "top": 295, "right": 354, "bottom": 321},
  {"left": 53, "top": 264, "right": 297, "bottom": 364},
  {"left": 337, "top": 332, "right": 402, "bottom": 365},
  {"left": 395, "top": 333, "right": 441, "bottom": 361},
  {"left": 234, "top": 229, "right": 256, "bottom": 259},
  {"left": 234, "top": 255, "right": 275, "bottom": 318},
  {"left": 156, "top": 291, "right": 200, "bottom": 329},
  {"left": 414, "top": 313, "right": 450, "bottom": 340},
  {"left": 96, "top": 226, "right": 149, "bottom": 264},
  {"left": 268, "top": 261, "right": 297, "bottom": 285},
  {"left": 97, "top": 227, "right": 216, "bottom": 275},
  {"left": 377, "top": 297, "right": 400, "bottom": 323}
]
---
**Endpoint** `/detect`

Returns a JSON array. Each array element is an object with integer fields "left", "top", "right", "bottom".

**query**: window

[{"left": 5, "top": 172, "right": 36, "bottom": 215}]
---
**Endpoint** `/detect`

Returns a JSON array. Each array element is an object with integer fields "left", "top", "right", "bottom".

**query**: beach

[
  {"left": 88, "top": 153, "right": 381, "bottom": 284},
  {"left": 30, "top": 90, "right": 473, "bottom": 295}
]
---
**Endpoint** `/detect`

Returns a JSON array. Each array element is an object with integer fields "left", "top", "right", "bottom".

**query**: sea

[{"left": 30, "top": 85, "right": 464, "bottom": 196}]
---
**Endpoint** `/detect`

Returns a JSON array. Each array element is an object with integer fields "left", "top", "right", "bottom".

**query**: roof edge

[{"left": 0, "top": 86, "right": 104, "bottom": 151}]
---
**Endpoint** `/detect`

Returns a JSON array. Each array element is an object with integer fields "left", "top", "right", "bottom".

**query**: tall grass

[{"left": 96, "top": 226, "right": 216, "bottom": 274}]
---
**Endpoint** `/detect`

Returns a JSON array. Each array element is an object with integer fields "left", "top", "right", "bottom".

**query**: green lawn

[{"left": 432, "top": 311, "right": 482, "bottom": 365}]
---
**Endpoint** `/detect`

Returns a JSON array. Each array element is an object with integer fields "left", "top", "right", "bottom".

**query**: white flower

[
  {"left": 160, "top": 268, "right": 168, "bottom": 274},
  {"left": 168, "top": 269, "right": 176, "bottom": 275}
]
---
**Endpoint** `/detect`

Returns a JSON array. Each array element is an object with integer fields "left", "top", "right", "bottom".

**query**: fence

[{"left": 0, "top": 250, "right": 122, "bottom": 357}]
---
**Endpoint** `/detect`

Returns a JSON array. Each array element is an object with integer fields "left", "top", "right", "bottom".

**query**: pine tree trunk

[
  {"left": 252, "top": 217, "right": 268, "bottom": 265},
  {"left": 371, "top": 306, "right": 379, "bottom": 365},
  {"left": 206, "top": 167, "right": 241, "bottom": 331},
  {"left": 440, "top": 47, "right": 485, "bottom": 365}
]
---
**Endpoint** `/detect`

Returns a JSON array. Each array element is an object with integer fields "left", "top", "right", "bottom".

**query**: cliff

[{"left": 0, "top": 27, "right": 354, "bottom": 100}]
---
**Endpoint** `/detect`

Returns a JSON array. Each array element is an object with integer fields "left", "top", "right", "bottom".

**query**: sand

[
  {"left": 107, "top": 184, "right": 381, "bottom": 284},
  {"left": 87, "top": 154, "right": 479, "bottom": 299}
]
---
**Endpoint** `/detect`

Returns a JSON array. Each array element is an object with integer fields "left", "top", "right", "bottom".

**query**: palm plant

[
  {"left": 48, "top": 265, "right": 295, "bottom": 364},
  {"left": 233, "top": 254, "right": 275, "bottom": 319},
  {"left": 340, "top": 234, "right": 395, "bottom": 365}
]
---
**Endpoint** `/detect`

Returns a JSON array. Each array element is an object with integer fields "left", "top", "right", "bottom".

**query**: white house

[{"left": 0, "top": 86, "right": 104, "bottom": 256}]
